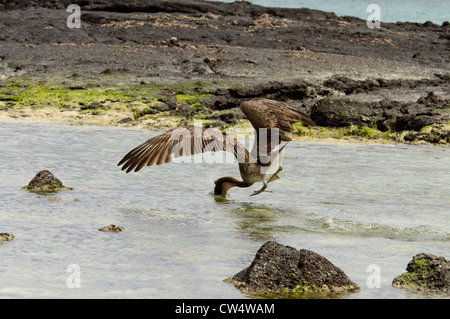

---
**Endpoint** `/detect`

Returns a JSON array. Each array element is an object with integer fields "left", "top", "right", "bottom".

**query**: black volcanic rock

[
  {"left": 23, "top": 170, "right": 73, "bottom": 192},
  {"left": 225, "top": 241, "right": 359, "bottom": 296}
]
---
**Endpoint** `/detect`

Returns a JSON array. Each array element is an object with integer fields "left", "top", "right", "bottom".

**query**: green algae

[
  {"left": 392, "top": 253, "right": 450, "bottom": 293},
  {"left": 293, "top": 122, "right": 393, "bottom": 142},
  {"left": 224, "top": 276, "right": 360, "bottom": 299},
  {"left": 1, "top": 77, "right": 448, "bottom": 145},
  {"left": 21, "top": 184, "right": 74, "bottom": 192},
  {"left": 0, "top": 78, "right": 212, "bottom": 117}
]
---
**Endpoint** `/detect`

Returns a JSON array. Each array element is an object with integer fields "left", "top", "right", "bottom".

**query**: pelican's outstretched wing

[
  {"left": 118, "top": 125, "right": 248, "bottom": 173},
  {"left": 239, "top": 98, "right": 315, "bottom": 157}
]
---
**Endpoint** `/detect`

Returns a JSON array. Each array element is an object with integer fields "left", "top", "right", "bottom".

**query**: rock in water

[
  {"left": 28, "top": 170, "right": 62, "bottom": 188},
  {"left": 392, "top": 253, "right": 450, "bottom": 293},
  {"left": 0, "top": 233, "right": 14, "bottom": 242},
  {"left": 23, "top": 170, "right": 73, "bottom": 192},
  {"left": 98, "top": 224, "right": 124, "bottom": 232},
  {"left": 225, "top": 241, "right": 359, "bottom": 296}
]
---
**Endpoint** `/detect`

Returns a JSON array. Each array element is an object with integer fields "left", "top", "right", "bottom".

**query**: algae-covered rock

[
  {"left": 98, "top": 224, "right": 124, "bottom": 232},
  {"left": 310, "top": 92, "right": 449, "bottom": 136},
  {"left": 0, "top": 233, "right": 15, "bottom": 242},
  {"left": 225, "top": 241, "right": 359, "bottom": 297},
  {"left": 392, "top": 253, "right": 450, "bottom": 293},
  {"left": 23, "top": 170, "right": 73, "bottom": 192}
]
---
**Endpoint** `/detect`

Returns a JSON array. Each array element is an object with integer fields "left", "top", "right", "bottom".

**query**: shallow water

[{"left": 0, "top": 120, "right": 449, "bottom": 299}]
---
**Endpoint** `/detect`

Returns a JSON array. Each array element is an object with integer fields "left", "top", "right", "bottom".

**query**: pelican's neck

[{"left": 214, "top": 176, "right": 250, "bottom": 197}]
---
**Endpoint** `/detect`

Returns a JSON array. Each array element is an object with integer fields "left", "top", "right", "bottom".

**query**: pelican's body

[
  {"left": 118, "top": 98, "right": 314, "bottom": 198},
  {"left": 240, "top": 162, "right": 266, "bottom": 185},
  {"left": 240, "top": 146, "right": 284, "bottom": 192}
]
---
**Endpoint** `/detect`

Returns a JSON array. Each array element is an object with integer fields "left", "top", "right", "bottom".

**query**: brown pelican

[{"left": 118, "top": 98, "right": 315, "bottom": 198}]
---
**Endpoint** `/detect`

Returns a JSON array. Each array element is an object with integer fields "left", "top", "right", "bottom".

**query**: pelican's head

[{"left": 214, "top": 177, "right": 241, "bottom": 198}]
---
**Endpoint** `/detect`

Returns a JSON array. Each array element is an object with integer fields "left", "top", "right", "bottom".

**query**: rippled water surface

[{"left": 0, "top": 121, "right": 449, "bottom": 299}]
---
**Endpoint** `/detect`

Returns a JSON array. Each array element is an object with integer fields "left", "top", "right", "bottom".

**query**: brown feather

[
  {"left": 118, "top": 99, "right": 307, "bottom": 174},
  {"left": 240, "top": 98, "right": 314, "bottom": 156},
  {"left": 118, "top": 125, "right": 249, "bottom": 172}
]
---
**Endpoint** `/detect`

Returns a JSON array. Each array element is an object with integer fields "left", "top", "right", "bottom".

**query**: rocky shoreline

[{"left": 0, "top": 0, "right": 449, "bottom": 144}]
